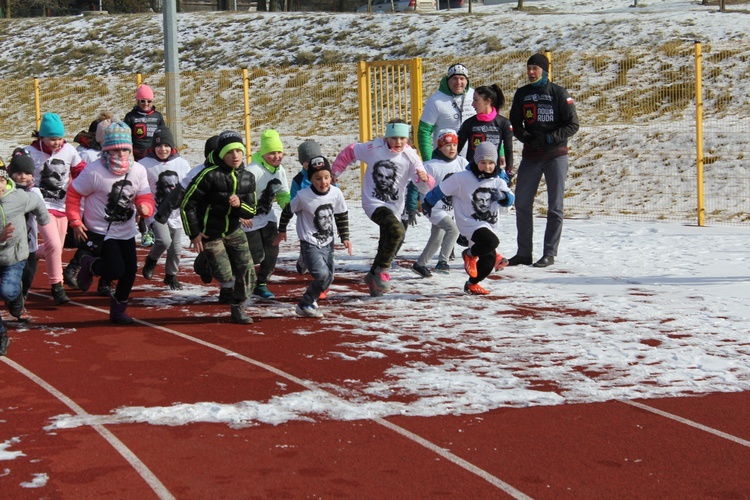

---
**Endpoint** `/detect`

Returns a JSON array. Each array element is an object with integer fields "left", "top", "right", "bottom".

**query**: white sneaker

[{"left": 295, "top": 304, "right": 324, "bottom": 318}]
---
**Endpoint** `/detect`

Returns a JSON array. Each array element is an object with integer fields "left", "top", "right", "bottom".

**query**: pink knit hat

[{"left": 135, "top": 84, "right": 154, "bottom": 101}]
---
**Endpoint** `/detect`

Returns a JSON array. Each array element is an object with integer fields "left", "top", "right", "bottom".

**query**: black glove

[
  {"left": 421, "top": 200, "right": 433, "bottom": 217},
  {"left": 456, "top": 234, "right": 469, "bottom": 247},
  {"left": 522, "top": 131, "right": 545, "bottom": 148},
  {"left": 154, "top": 212, "right": 169, "bottom": 225},
  {"left": 407, "top": 210, "right": 419, "bottom": 227}
]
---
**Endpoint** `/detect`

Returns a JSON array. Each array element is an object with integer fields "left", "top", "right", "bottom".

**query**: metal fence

[{"left": 1, "top": 42, "right": 748, "bottom": 225}]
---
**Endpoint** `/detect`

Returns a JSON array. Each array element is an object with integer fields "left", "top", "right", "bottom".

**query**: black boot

[
  {"left": 63, "top": 264, "right": 79, "bottom": 290},
  {"left": 7, "top": 294, "right": 24, "bottom": 319},
  {"left": 51, "top": 282, "right": 70, "bottom": 305},
  {"left": 230, "top": 303, "right": 253, "bottom": 324},
  {"left": 142, "top": 256, "right": 158, "bottom": 280},
  {"left": 164, "top": 274, "right": 183, "bottom": 290},
  {"left": 109, "top": 296, "right": 134, "bottom": 325},
  {"left": 0, "top": 327, "right": 9, "bottom": 356}
]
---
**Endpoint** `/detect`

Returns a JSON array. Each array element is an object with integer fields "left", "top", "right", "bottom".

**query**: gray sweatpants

[
  {"left": 148, "top": 221, "right": 184, "bottom": 276},
  {"left": 416, "top": 216, "right": 459, "bottom": 267},
  {"left": 514, "top": 155, "right": 568, "bottom": 258}
]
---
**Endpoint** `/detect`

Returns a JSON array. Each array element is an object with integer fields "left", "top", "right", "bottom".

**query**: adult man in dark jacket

[
  {"left": 181, "top": 131, "right": 257, "bottom": 324},
  {"left": 508, "top": 54, "right": 579, "bottom": 268}
]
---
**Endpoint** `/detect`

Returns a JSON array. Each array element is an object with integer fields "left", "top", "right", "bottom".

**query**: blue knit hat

[
  {"left": 38, "top": 113, "right": 65, "bottom": 138},
  {"left": 102, "top": 121, "right": 133, "bottom": 152}
]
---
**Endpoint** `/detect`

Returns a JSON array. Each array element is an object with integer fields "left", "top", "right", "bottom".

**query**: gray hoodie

[{"left": 0, "top": 179, "right": 50, "bottom": 266}]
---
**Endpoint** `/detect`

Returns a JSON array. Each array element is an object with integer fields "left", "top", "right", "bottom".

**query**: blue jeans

[
  {"left": 0, "top": 260, "right": 27, "bottom": 302},
  {"left": 299, "top": 240, "right": 334, "bottom": 307}
]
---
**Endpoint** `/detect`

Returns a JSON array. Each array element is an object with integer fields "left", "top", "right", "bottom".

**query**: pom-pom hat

[
  {"left": 102, "top": 121, "right": 133, "bottom": 152},
  {"left": 8, "top": 149, "right": 35, "bottom": 176}
]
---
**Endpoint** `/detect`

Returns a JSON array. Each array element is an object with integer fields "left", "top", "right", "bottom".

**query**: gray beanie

[
  {"left": 474, "top": 142, "right": 498, "bottom": 164},
  {"left": 297, "top": 140, "right": 322, "bottom": 165}
]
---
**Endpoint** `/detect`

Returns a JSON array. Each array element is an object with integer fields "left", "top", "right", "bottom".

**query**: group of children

[{"left": 0, "top": 78, "right": 517, "bottom": 356}]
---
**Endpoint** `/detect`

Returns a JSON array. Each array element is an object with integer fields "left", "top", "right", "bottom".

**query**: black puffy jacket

[{"left": 180, "top": 152, "right": 256, "bottom": 241}]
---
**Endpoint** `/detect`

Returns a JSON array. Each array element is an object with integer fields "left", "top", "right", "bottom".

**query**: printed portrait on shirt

[
  {"left": 313, "top": 203, "right": 334, "bottom": 245},
  {"left": 371, "top": 160, "right": 399, "bottom": 203},
  {"left": 439, "top": 172, "right": 456, "bottom": 210},
  {"left": 470, "top": 187, "right": 497, "bottom": 224},
  {"left": 39, "top": 158, "right": 67, "bottom": 201},
  {"left": 155, "top": 170, "right": 180, "bottom": 207},
  {"left": 105, "top": 179, "right": 136, "bottom": 222},
  {"left": 257, "top": 178, "right": 283, "bottom": 216}
]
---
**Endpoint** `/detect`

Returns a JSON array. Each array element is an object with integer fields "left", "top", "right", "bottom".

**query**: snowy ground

[{"left": 43, "top": 208, "right": 750, "bottom": 429}]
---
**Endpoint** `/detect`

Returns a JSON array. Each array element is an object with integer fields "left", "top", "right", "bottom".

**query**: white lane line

[
  {"left": 39, "top": 298, "right": 530, "bottom": 498},
  {"left": 622, "top": 400, "right": 750, "bottom": 448},
  {"left": 1, "top": 356, "right": 175, "bottom": 500}
]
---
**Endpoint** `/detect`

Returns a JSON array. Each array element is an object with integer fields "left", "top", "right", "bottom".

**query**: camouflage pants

[
  {"left": 203, "top": 227, "right": 255, "bottom": 303},
  {"left": 369, "top": 206, "right": 405, "bottom": 272}
]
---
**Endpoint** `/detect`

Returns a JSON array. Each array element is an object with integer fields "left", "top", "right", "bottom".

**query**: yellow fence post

[
  {"left": 695, "top": 41, "right": 705, "bottom": 227},
  {"left": 136, "top": 73, "right": 142, "bottom": 86},
  {"left": 545, "top": 50, "right": 552, "bottom": 82},
  {"left": 410, "top": 57, "right": 423, "bottom": 155},
  {"left": 357, "top": 60, "right": 372, "bottom": 181},
  {"left": 34, "top": 78, "right": 41, "bottom": 130},
  {"left": 243, "top": 68, "right": 252, "bottom": 155}
]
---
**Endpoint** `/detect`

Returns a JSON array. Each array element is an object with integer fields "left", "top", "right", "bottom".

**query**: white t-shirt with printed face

[
  {"left": 71, "top": 159, "right": 151, "bottom": 241},
  {"left": 437, "top": 170, "right": 511, "bottom": 244},
  {"left": 290, "top": 185, "right": 348, "bottom": 248},
  {"left": 29, "top": 142, "right": 83, "bottom": 213},
  {"left": 245, "top": 161, "right": 289, "bottom": 231},
  {"left": 140, "top": 156, "right": 192, "bottom": 229},
  {"left": 423, "top": 155, "right": 469, "bottom": 225},
  {"left": 355, "top": 138, "right": 429, "bottom": 219}
]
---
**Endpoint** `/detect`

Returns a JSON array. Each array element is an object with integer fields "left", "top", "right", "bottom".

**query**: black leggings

[
  {"left": 92, "top": 238, "right": 137, "bottom": 302},
  {"left": 469, "top": 227, "right": 499, "bottom": 284}
]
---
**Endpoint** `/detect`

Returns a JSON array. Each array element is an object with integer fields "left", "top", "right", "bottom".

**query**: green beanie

[{"left": 259, "top": 129, "right": 284, "bottom": 156}]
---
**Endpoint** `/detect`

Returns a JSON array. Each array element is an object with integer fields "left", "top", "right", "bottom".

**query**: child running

[
  {"left": 331, "top": 118, "right": 434, "bottom": 297},
  {"left": 422, "top": 141, "right": 514, "bottom": 295},
  {"left": 411, "top": 129, "right": 468, "bottom": 278},
  {"left": 139, "top": 127, "right": 191, "bottom": 290},
  {"left": 274, "top": 156, "right": 352, "bottom": 318}
]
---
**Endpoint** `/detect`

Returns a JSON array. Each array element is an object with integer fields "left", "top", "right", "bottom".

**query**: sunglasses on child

[{"left": 139, "top": 99, "right": 152, "bottom": 104}]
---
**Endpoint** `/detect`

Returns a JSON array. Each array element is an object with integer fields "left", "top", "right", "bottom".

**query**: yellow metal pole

[
  {"left": 695, "top": 41, "right": 705, "bottom": 227},
  {"left": 410, "top": 57, "right": 423, "bottom": 155},
  {"left": 243, "top": 68, "right": 252, "bottom": 155},
  {"left": 357, "top": 60, "right": 371, "bottom": 181},
  {"left": 136, "top": 73, "right": 142, "bottom": 86},
  {"left": 34, "top": 78, "right": 41, "bottom": 130},
  {"left": 545, "top": 50, "right": 552, "bottom": 82}
]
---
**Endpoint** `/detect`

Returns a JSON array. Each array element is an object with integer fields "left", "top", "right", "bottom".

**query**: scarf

[{"left": 101, "top": 151, "right": 133, "bottom": 176}]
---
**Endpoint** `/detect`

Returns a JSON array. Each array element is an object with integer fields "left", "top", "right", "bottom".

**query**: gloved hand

[
  {"left": 456, "top": 234, "right": 469, "bottom": 247},
  {"left": 407, "top": 210, "right": 419, "bottom": 227},
  {"left": 421, "top": 200, "right": 433, "bottom": 217},
  {"left": 522, "top": 131, "right": 545, "bottom": 148},
  {"left": 154, "top": 212, "right": 168, "bottom": 225},
  {"left": 505, "top": 168, "right": 515, "bottom": 183},
  {"left": 490, "top": 189, "right": 507, "bottom": 203}
]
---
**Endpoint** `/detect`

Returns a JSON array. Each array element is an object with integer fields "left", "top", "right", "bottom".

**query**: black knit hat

[
  {"left": 215, "top": 130, "right": 246, "bottom": 160},
  {"left": 308, "top": 156, "right": 331, "bottom": 176},
  {"left": 204, "top": 135, "right": 220, "bottom": 159},
  {"left": 152, "top": 127, "right": 176, "bottom": 150},
  {"left": 8, "top": 148, "right": 35, "bottom": 176},
  {"left": 527, "top": 54, "right": 549, "bottom": 73}
]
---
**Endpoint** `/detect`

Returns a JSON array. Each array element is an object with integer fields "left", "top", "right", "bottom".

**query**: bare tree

[
  {"left": 517, "top": 0, "right": 523, "bottom": 10},
  {"left": 1, "top": 0, "right": 10, "bottom": 18}
]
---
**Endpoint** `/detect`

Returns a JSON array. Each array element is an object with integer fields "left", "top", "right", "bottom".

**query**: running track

[{"left": 1, "top": 249, "right": 749, "bottom": 498}]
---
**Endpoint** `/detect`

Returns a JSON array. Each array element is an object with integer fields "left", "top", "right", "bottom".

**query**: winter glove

[
  {"left": 505, "top": 168, "right": 515, "bottom": 182},
  {"left": 421, "top": 199, "right": 433, "bottom": 217},
  {"left": 490, "top": 189, "right": 507, "bottom": 204},
  {"left": 456, "top": 234, "right": 469, "bottom": 247},
  {"left": 154, "top": 212, "right": 169, "bottom": 225},
  {"left": 407, "top": 210, "right": 419, "bottom": 227},
  {"left": 522, "top": 131, "right": 545, "bottom": 148}
]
